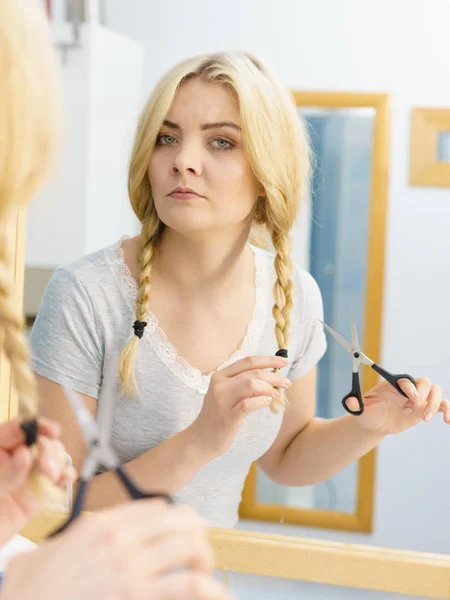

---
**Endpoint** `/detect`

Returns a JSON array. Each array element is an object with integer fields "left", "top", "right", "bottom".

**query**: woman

[
  {"left": 31, "top": 51, "right": 450, "bottom": 528},
  {"left": 0, "top": 1, "right": 228, "bottom": 599}
]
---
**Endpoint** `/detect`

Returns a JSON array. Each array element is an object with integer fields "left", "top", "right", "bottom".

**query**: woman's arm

[
  {"left": 36, "top": 376, "right": 215, "bottom": 509},
  {"left": 258, "top": 367, "right": 443, "bottom": 486},
  {"left": 258, "top": 367, "right": 384, "bottom": 486},
  {"left": 37, "top": 353, "right": 291, "bottom": 510}
]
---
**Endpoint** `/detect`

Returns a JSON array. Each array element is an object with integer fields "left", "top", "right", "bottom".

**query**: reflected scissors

[
  {"left": 321, "top": 311, "right": 416, "bottom": 416},
  {"left": 51, "top": 385, "right": 173, "bottom": 536}
]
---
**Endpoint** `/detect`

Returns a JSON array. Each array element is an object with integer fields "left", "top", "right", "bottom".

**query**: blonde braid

[
  {"left": 270, "top": 231, "right": 294, "bottom": 414},
  {"left": 0, "top": 228, "right": 61, "bottom": 501},
  {"left": 0, "top": 239, "right": 34, "bottom": 417},
  {"left": 119, "top": 220, "right": 157, "bottom": 397}
]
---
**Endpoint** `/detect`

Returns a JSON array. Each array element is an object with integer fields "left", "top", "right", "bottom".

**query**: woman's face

[{"left": 148, "top": 78, "right": 263, "bottom": 237}]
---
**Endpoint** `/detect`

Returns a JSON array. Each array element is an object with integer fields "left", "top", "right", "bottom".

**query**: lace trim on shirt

[{"left": 112, "top": 239, "right": 269, "bottom": 394}]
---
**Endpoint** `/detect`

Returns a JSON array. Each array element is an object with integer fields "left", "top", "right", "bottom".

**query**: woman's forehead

[{"left": 166, "top": 79, "right": 240, "bottom": 128}]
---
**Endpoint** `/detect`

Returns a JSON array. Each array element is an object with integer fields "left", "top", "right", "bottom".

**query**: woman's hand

[
  {"left": 191, "top": 355, "right": 290, "bottom": 457},
  {"left": 0, "top": 417, "right": 75, "bottom": 544},
  {"left": 349, "top": 377, "right": 450, "bottom": 434},
  {"left": 2, "top": 501, "right": 231, "bottom": 600}
]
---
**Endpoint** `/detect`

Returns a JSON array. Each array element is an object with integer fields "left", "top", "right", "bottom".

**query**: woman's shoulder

[
  {"left": 31, "top": 238, "right": 133, "bottom": 349},
  {"left": 51, "top": 237, "right": 128, "bottom": 287},
  {"left": 41, "top": 237, "right": 134, "bottom": 310}
]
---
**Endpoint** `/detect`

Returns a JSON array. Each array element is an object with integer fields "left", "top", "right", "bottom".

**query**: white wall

[
  {"left": 26, "top": 24, "right": 89, "bottom": 268},
  {"left": 85, "top": 24, "right": 143, "bottom": 253},
  {"left": 26, "top": 22, "right": 143, "bottom": 268},
  {"left": 105, "top": 0, "right": 450, "bottom": 596}
]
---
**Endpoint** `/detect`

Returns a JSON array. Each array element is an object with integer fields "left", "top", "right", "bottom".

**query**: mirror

[
  {"left": 25, "top": 93, "right": 386, "bottom": 533},
  {"left": 8, "top": 1, "right": 450, "bottom": 586},
  {"left": 240, "top": 95, "right": 388, "bottom": 532}
]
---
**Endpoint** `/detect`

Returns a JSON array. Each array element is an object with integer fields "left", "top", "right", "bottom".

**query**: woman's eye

[
  {"left": 211, "top": 138, "right": 233, "bottom": 150},
  {"left": 158, "top": 134, "right": 177, "bottom": 145}
]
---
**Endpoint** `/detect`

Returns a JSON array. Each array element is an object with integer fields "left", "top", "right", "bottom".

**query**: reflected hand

[
  {"left": 190, "top": 355, "right": 290, "bottom": 458},
  {"left": 348, "top": 377, "right": 450, "bottom": 434}
]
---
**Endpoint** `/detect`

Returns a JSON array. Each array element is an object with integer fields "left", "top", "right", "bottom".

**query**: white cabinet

[{"left": 26, "top": 22, "right": 144, "bottom": 269}]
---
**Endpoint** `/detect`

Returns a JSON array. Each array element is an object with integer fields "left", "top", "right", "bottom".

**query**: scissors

[
  {"left": 321, "top": 311, "right": 416, "bottom": 416},
  {"left": 51, "top": 385, "right": 173, "bottom": 536}
]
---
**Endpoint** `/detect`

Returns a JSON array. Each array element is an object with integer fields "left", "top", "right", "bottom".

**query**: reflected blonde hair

[
  {"left": 0, "top": 0, "right": 62, "bottom": 491},
  {"left": 120, "top": 52, "right": 311, "bottom": 413}
]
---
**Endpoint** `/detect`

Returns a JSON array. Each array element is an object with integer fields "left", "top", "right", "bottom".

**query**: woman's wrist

[{"left": 183, "top": 422, "right": 220, "bottom": 463}]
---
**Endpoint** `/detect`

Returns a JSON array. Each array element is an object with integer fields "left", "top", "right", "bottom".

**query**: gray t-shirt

[{"left": 29, "top": 238, "right": 327, "bottom": 528}]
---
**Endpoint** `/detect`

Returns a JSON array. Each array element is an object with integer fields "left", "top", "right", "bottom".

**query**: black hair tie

[
  {"left": 21, "top": 419, "right": 38, "bottom": 447},
  {"left": 133, "top": 320, "right": 147, "bottom": 340},
  {"left": 275, "top": 349, "right": 288, "bottom": 359}
]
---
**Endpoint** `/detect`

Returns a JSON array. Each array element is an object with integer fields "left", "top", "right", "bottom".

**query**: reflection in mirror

[{"left": 256, "top": 108, "right": 375, "bottom": 514}]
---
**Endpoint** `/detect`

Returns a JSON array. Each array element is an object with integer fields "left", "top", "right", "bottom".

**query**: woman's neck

[{"left": 150, "top": 227, "right": 254, "bottom": 300}]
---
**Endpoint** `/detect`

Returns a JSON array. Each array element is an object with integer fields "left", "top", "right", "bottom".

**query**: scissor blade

[
  {"left": 320, "top": 320, "right": 352, "bottom": 354},
  {"left": 350, "top": 309, "right": 361, "bottom": 353},
  {"left": 63, "top": 386, "right": 99, "bottom": 445},
  {"left": 359, "top": 352, "right": 374, "bottom": 367}
]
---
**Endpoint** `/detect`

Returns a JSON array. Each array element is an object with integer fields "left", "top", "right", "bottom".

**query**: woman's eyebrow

[{"left": 162, "top": 119, "right": 241, "bottom": 131}]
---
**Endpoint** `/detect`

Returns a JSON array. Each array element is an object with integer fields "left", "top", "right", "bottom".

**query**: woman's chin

[{"left": 159, "top": 214, "right": 215, "bottom": 235}]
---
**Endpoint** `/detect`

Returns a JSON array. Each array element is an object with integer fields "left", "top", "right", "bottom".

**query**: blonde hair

[
  {"left": 0, "top": 0, "right": 62, "bottom": 491},
  {"left": 120, "top": 52, "right": 311, "bottom": 413}
]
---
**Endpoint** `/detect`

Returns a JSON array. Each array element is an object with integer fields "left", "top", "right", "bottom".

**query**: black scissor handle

[
  {"left": 49, "top": 478, "right": 88, "bottom": 537},
  {"left": 371, "top": 364, "right": 416, "bottom": 398},
  {"left": 49, "top": 469, "right": 174, "bottom": 539},
  {"left": 342, "top": 372, "right": 364, "bottom": 416},
  {"left": 116, "top": 466, "right": 174, "bottom": 504}
]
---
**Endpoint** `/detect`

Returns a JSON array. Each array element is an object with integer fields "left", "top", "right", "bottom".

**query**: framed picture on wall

[{"left": 410, "top": 107, "right": 450, "bottom": 186}]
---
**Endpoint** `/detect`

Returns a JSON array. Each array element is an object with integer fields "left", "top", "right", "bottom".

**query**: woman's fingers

[
  {"left": 437, "top": 399, "right": 450, "bottom": 424},
  {"left": 0, "top": 417, "right": 61, "bottom": 454},
  {"left": 221, "top": 355, "right": 288, "bottom": 378},
  {"left": 237, "top": 370, "right": 291, "bottom": 391},
  {"left": 0, "top": 446, "right": 32, "bottom": 492},
  {"left": 397, "top": 377, "right": 449, "bottom": 424},
  {"left": 36, "top": 437, "right": 69, "bottom": 483},
  {"left": 422, "top": 384, "right": 443, "bottom": 422},
  {"left": 344, "top": 396, "right": 360, "bottom": 413},
  {"left": 55, "top": 464, "right": 77, "bottom": 489},
  {"left": 397, "top": 378, "right": 421, "bottom": 403},
  {"left": 0, "top": 420, "right": 28, "bottom": 451},
  {"left": 134, "top": 529, "right": 214, "bottom": 576},
  {"left": 71, "top": 502, "right": 206, "bottom": 554},
  {"left": 37, "top": 417, "right": 61, "bottom": 439},
  {"left": 227, "top": 372, "right": 290, "bottom": 407},
  {"left": 231, "top": 395, "right": 272, "bottom": 417},
  {"left": 138, "top": 503, "right": 208, "bottom": 544}
]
